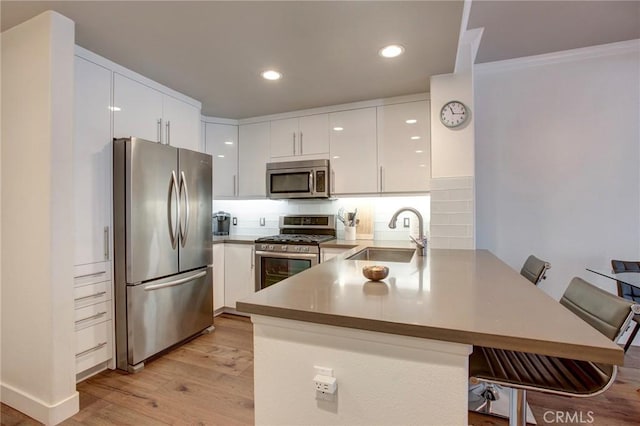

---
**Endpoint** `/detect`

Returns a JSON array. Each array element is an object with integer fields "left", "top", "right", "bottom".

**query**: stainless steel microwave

[{"left": 266, "top": 159, "right": 330, "bottom": 199}]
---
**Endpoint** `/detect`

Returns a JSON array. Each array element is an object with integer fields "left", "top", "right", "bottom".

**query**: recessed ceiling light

[
  {"left": 224, "top": 141, "right": 234, "bottom": 145},
  {"left": 109, "top": 106, "right": 121, "bottom": 112},
  {"left": 415, "top": 150, "right": 423, "bottom": 154},
  {"left": 217, "top": 155, "right": 225, "bottom": 158},
  {"left": 333, "top": 127, "right": 344, "bottom": 131},
  {"left": 405, "top": 119, "right": 417, "bottom": 124},
  {"left": 378, "top": 44, "right": 405, "bottom": 58},
  {"left": 419, "top": 164, "right": 426, "bottom": 168},
  {"left": 261, "top": 70, "right": 282, "bottom": 81},
  {"left": 333, "top": 156, "right": 340, "bottom": 159},
  {"left": 411, "top": 136, "right": 421, "bottom": 140}
]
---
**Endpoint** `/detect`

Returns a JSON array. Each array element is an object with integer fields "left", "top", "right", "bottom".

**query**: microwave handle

[{"left": 309, "top": 171, "right": 314, "bottom": 194}]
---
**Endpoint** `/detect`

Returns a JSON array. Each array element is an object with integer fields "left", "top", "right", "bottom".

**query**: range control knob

[
  {"left": 281, "top": 246, "right": 288, "bottom": 251},
  {"left": 268, "top": 245, "right": 274, "bottom": 251},
  {"left": 261, "top": 244, "right": 267, "bottom": 250}
]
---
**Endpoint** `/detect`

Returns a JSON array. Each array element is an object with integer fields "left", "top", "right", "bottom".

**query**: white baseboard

[{"left": 1, "top": 383, "right": 79, "bottom": 425}]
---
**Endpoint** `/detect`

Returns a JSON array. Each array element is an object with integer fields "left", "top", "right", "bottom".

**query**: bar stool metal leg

[{"left": 508, "top": 388, "right": 527, "bottom": 426}]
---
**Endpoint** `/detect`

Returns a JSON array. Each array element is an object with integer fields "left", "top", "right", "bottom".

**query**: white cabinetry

[
  {"left": 213, "top": 244, "right": 225, "bottom": 312},
  {"left": 205, "top": 123, "right": 238, "bottom": 198},
  {"left": 224, "top": 244, "right": 255, "bottom": 310},
  {"left": 270, "top": 114, "right": 329, "bottom": 159},
  {"left": 163, "top": 95, "right": 201, "bottom": 151},
  {"left": 239, "top": 122, "right": 270, "bottom": 197},
  {"left": 377, "top": 101, "right": 431, "bottom": 192},
  {"left": 329, "top": 107, "right": 378, "bottom": 194},
  {"left": 113, "top": 73, "right": 201, "bottom": 150},
  {"left": 73, "top": 262, "right": 113, "bottom": 379},
  {"left": 74, "top": 56, "right": 112, "bottom": 266}
]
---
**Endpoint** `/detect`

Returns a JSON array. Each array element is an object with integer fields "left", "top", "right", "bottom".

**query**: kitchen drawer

[
  {"left": 74, "top": 261, "right": 112, "bottom": 287},
  {"left": 74, "top": 301, "right": 111, "bottom": 331},
  {"left": 74, "top": 280, "right": 112, "bottom": 308},
  {"left": 75, "top": 320, "right": 112, "bottom": 373}
]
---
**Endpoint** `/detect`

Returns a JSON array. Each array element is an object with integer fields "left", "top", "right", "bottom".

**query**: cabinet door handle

[
  {"left": 74, "top": 291, "right": 107, "bottom": 302},
  {"left": 233, "top": 175, "right": 237, "bottom": 197},
  {"left": 293, "top": 132, "right": 296, "bottom": 155},
  {"left": 75, "top": 311, "right": 107, "bottom": 325},
  {"left": 76, "top": 342, "right": 107, "bottom": 358},
  {"left": 300, "top": 132, "right": 303, "bottom": 155},
  {"left": 331, "top": 169, "right": 335, "bottom": 193},
  {"left": 74, "top": 271, "right": 106, "bottom": 279},
  {"left": 157, "top": 119, "right": 162, "bottom": 143},
  {"left": 380, "top": 166, "right": 384, "bottom": 192},
  {"left": 251, "top": 247, "right": 255, "bottom": 269},
  {"left": 166, "top": 120, "right": 171, "bottom": 146},
  {"left": 104, "top": 226, "right": 109, "bottom": 260}
]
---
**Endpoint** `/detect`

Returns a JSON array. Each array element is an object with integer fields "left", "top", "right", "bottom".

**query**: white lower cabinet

[
  {"left": 73, "top": 261, "right": 113, "bottom": 378},
  {"left": 213, "top": 244, "right": 225, "bottom": 312},
  {"left": 224, "top": 244, "right": 255, "bottom": 310}
]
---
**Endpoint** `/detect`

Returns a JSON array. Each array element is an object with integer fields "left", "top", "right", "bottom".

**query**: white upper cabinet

[
  {"left": 205, "top": 123, "right": 238, "bottom": 198},
  {"left": 329, "top": 107, "right": 378, "bottom": 194},
  {"left": 163, "top": 95, "right": 201, "bottom": 151},
  {"left": 113, "top": 73, "right": 163, "bottom": 142},
  {"left": 270, "top": 114, "right": 329, "bottom": 159},
  {"left": 377, "top": 101, "right": 431, "bottom": 192},
  {"left": 74, "top": 56, "right": 112, "bottom": 266},
  {"left": 113, "top": 73, "right": 201, "bottom": 150},
  {"left": 239, "top": 122, "right": 270, "bottom": 197}
]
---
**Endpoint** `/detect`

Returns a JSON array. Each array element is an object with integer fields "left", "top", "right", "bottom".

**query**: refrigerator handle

[
  {"left": 143, "top": 270, "right": 207, "bottom": 291},
  {"left": 179, "top": 171, "right": 190, "bottom": 247},
  {"left": 168, "top": 171, "right": 179, "bottom": 249}
]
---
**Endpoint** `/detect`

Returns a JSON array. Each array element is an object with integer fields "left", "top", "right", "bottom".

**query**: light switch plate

[
  {"left": 403, "top": 218, "right": 410, "bottom": 228},
  {"left": 232, "top": 217, "right": 238, "bottom": 226},
  {"left": 260, "top": 217, "right": 265, "bottom": 226}
]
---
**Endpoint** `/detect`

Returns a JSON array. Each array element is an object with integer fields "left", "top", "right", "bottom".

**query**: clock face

[{"left": 440, "top": 101, "right": 468, "bottom": 128}]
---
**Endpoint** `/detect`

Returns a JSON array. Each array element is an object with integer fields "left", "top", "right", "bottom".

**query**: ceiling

[
  {"left": 468, "top": 0, "right": 640, "bottom": 64},
  {"left": 2, "top": 1, "right": 638, "bottom": 119}
]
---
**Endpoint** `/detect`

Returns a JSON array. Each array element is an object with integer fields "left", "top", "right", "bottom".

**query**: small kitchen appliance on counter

[
  {"left": 254, "top": 214, "right": 336, "bottom": 290},
  {"left": 213, "top": 211, "right": 231, "bottom": 236}
]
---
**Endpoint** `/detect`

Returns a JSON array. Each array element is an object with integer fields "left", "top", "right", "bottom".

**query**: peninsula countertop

[{"left": 237, "top": 246, "right": 624, "bottom": 365}]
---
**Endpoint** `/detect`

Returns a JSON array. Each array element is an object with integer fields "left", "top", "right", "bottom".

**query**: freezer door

[
  {"left": 126, "top": 267, "right": 213, "bottom": 366},
  {"left": 127, "top": 138, "right": 179, "bottom": 283},
  {"left": 178, "top": 149, "right": 213, "bottom": 271}
]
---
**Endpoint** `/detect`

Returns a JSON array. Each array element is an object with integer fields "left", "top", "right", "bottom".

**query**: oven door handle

[{"left": 255, "top": 251, "right": 319, "bottom": 260}]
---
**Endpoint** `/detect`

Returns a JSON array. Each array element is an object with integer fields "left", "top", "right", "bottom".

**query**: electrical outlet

[
  {"left": 313, "top": 374, "right": 337, "bottom": 394},
  {"left": 232, "top": 217, "right": 237, "bottom": 226},
  {"left": 259, "top": 217, "right": 265, "bottom": 226},
  {"left": 403, "top": 217, "right": 410, "bottom": 228}
]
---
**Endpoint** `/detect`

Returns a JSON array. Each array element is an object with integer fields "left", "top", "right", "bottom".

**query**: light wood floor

[{"left": 2, "top": 314, "right": 639, "bottom": 425}]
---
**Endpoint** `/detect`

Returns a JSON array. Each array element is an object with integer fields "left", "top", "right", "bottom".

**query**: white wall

[
  {"left": 1, "top": 11, "right": 78, "bottom": 423},
  {"left": 475, "top": 42, "right": 640, "bottom": 307}
]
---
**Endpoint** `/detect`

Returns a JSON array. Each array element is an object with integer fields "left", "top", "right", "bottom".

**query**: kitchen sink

[{"left": 346, "top": 247, "right": 415, "bottom": 263}]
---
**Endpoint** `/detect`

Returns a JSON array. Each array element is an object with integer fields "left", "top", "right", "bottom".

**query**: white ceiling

[
  {"left": 3, "top": 1, "right": 638, "bottom": 119},
  {"left": 1, "top": 1, "right": 464, "bottom": 119}
]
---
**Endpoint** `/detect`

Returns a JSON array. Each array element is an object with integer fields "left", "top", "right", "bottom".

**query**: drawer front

[
  {"left": 75, "top": 301, "right": 112, "bottom": 330},
  {"left": 74, "top": 281, "right": 112, "bottom": 308},
  {"left": 74, "top": 261, "right": 112, "bottom": 287},
  {"left": 75, "top": 320, "right": 112, "bottom": 373}
]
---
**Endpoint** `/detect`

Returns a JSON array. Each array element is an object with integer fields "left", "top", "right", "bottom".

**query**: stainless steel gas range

[{"left": 254, "top": 215, "right": 336, "bottom": 290}]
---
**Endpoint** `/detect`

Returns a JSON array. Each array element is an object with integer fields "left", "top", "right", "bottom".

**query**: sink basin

[{"left": 346, "top": 247, "right": 415, "bottom": 263}]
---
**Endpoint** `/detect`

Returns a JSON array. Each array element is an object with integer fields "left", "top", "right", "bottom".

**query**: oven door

[{"left": 255, "top": 251, "right": 319, "bottom": 291}]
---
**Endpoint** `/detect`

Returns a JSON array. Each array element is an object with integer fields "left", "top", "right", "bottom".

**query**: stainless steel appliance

[
  {"left": 213, "top": 211, "right": 231, "bottom": 236},
  {"left": 255, "top": 215, "right": 336, "bottom": 290},
  {"left": 113, "top": 137, "right": 213, "bottom": 372},
  {"left": 266, "top": 159, "right": 330, "bottom": 199}
]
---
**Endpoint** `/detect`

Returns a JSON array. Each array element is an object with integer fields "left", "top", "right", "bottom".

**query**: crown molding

[{"left": 475, "top": 39, "right": 640, "bottom": 75}]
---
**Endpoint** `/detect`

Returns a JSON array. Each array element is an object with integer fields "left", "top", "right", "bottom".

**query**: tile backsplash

[
  {"left": 429, "top": 177, "right": 475, "bottom": 249},
  {"left": 213, "top": 195, "right": 430, "bottom": 241}
]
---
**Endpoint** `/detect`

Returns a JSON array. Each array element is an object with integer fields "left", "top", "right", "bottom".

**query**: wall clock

[{"left": 440, "top": 101, "right": 468, "bottom": 128}]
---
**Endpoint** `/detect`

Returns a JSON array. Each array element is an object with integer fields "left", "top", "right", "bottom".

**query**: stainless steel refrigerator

[{"left": 113, "top": 137, "right": 213, "bottom": 372}]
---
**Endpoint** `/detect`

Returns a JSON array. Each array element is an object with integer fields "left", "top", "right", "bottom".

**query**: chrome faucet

[{"left": 388, "top": 207, "right": 427, "bottom": 256}]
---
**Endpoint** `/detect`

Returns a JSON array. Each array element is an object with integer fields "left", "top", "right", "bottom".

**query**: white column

[{"left": 1, "top": 11, "right": 78, "bottom": 424}]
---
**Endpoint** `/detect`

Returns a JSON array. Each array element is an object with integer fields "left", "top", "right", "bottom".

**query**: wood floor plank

[{"left": 2, "top": 314, "right": 638, "bottom": 426}]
